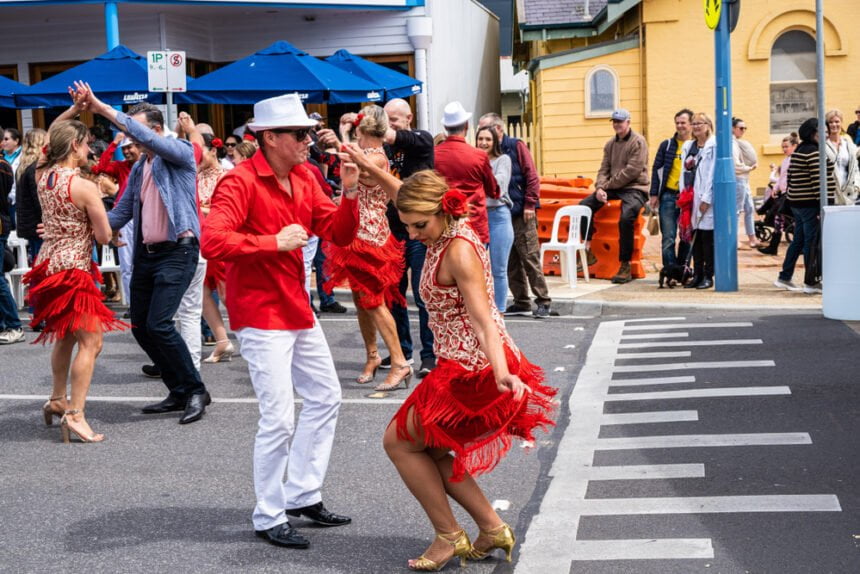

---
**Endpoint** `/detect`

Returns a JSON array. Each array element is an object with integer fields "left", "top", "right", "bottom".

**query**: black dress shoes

[
  {"left": 696, "top": 278, "right": 714, "bottom": 289},
  {"left": 255, "top": 522, "right": 310, "bottom": 549},
  {"left": 285, "top": 502, "right": 352, "bottom": 527},
  {"left": 179, "top": 391, "right": 211, "bottom": 425},
  {"left": 141, "top": 394, "right": 186, "bottom": 414},
  {"left": 684, "top": 277, "right": 702, "bottom": 289}
]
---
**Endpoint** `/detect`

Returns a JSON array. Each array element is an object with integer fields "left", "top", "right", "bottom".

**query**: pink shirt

[{"left": 140, "top": 157, "right": 171, "bottom": 244}]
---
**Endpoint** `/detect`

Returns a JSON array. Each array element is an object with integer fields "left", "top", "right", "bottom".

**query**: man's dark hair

[
  {"left": 675, "top": 108, "right": 694, "bottom": 122},
  {"left": 127, "top": 103, "right": 164, "bottom": 128}
]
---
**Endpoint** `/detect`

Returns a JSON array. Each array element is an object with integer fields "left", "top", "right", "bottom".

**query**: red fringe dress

[
  {"left": 24, "top": 166, "right": 129, "bottom": 344},
  {"left": 324, "top": 147, "right": 404, "bottom": 309},
  {"left": 198, "top": 164, "right": 226, "bottom": 291},
  {"left": 394, "top": 220, "right": 556, "bottom": 481}
]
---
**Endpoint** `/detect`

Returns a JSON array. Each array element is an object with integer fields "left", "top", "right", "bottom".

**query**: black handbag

[{"left": 2, "top": 246, "right": 14, "bottom": 273}]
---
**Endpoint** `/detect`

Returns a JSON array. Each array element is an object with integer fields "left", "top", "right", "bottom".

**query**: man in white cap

[
  {"left": 580, "top": 108, "right": 650, "bottom": 283},
  {"left": 201, "top": 93, "right": 361, "bottom": 549},
  {"left": 434, "top": 101, "right": 500, "bottom": 245}
]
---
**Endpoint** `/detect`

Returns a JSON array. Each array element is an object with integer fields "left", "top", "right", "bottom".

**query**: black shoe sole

[
  {"left": 254, "top": 530, "right": 310, "bottom": 548},
  {"left": 285, "top": 510, "right": 352, "bottom": 527}
]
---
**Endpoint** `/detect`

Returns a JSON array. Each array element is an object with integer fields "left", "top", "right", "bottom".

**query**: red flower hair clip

[
  {"left": 211, "top": 138, "right": 223, "bottom": 149},
  {"left": 352, "top": 113, "right": 365, "bottom": 128},
  {"left": 440, "top": 189, "right": 468, "bottom": 218},
  {"left": 41, "top": 145, "right": 48, "bottom": 155}
]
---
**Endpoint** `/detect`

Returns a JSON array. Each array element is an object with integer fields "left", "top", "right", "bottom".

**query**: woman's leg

[
  {"left": 743, "top": 186, "right": 757, "bottom": 242},
  {"left": 49, "top": 333, "right": 77, "bottom": 408},
  {"left": 202, "top": 288, "right": 230, "bottom": 353},
  {"left": 488, "top": 207, "right": 514, "bottom": 312},
  {"left": 66, "top": 329, "right": 105, "bottom": 439},
  {"left": 354, "top": 292, "right": 381, "bottom": 380},
  {"left": 368, "top": 305, "right": 410, "bottom": 389}
]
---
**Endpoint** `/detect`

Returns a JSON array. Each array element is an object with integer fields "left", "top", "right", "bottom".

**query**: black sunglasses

[
  {"left": 224, "top": 142, "right": 237, "bottom": 147},
  {"left": 269, "top": 127, "right": 312, "bottom": 140}
]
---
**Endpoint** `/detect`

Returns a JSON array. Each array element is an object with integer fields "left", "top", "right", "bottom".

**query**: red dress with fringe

[
  {"left": 24, "top": 166, "right": 129, "bottom": 344},
  {"left": 393, "top": 220, "right": 556, "bottom": 482},
  {"left": 198, "top": 164, "right": 226, "bottom": 291},
  {"left": 323, "top": 147, "right": 404, "bottom": 309}
]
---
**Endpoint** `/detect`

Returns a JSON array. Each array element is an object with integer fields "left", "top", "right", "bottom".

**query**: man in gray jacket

[{"left": 580, "top": 109, "right": 650, "bottom": 283}]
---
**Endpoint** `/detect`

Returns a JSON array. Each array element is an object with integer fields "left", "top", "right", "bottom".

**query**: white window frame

[{"left": 585, "top": 65, "right": 619, "bottom": 119}]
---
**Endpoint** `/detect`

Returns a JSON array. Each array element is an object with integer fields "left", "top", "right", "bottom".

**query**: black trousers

[
  {"left": 580, "top": 188, "right": 646, "bottom": 262},
  {"left": 691, "top": 229, "right": 714, "bottom": 280}
]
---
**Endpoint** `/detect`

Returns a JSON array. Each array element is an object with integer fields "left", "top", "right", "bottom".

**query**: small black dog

[{"left": 658, "top": 264, "right": 694, "bottom": 288}]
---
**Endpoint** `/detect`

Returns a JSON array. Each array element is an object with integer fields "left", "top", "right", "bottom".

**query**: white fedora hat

[
  {"left": 441, "top": 101, "right": 473, "bottom": 128},
  {"left": 247, "top": 93, "right": 317, "bottom": 132}
]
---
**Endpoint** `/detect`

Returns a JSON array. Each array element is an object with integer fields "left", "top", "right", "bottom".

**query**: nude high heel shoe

[
  {"left": 356, "top": 350, "right": 382, "bottom": 384},
  {"left": 409, "top": 529, "right": 471, "bottom": 571},
  {"left": 374, "top": 364, "right": 413, "bottom": 392},
  {"left": 203, "top": 339, "right": 235, "bottom": 363},
  {"left": 42, "top": 395, "right": 66, "bottom": 426},
  {"left": 60, "top": 410, "right": 105, "bottom": 444},
  {"left": 467, "top": 523, "right": 516, "bottom": 562}
]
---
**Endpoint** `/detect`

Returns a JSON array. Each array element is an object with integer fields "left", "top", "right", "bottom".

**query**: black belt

[{"left": 143, "top": 236, "right": 198, "bottom": 254}]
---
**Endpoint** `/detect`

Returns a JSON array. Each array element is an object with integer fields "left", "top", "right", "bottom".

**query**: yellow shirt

[{"left": 665, "top": 138, "right": 685, "bottom": 191}]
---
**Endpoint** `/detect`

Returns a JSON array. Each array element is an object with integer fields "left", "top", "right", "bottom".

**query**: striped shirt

[{"left": 786, "top": 145, "right": 836, "bottom": 208}]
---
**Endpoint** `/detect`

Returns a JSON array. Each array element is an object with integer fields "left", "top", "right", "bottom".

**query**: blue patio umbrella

[
  {"left": 326, "top": 49, "right": 422, "bottom": 100},
  {"left": 0, "top": 75, "right": 28, "bottom": 108},
  {"left": 14, "top": 45, "right": 186, "bottom": 108},
  {"left": 176, "top": 41, "right": 382, "bottom": 105}
]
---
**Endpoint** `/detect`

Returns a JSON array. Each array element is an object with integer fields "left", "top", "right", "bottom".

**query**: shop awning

[
  {"left": 0, "top": 75, "right": 28, "bottom": 108},
  {"left": 325, "top": 49, "right": 421, "bottom": 100}
]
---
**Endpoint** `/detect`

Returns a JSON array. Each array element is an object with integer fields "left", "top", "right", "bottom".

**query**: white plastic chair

[
  {"left": 540, "top": 205, "right": 592, "bottom": 288},
  {"left": 7, "top": 231, "right": 30, "bottom": 309},
  {"left": 99, "top": 244, "right": 127, "bottom": 306}
]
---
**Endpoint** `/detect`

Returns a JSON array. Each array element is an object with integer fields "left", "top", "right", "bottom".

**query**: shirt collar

[{"left": 615, "top": 130, "right": 633, "bottom": 142}]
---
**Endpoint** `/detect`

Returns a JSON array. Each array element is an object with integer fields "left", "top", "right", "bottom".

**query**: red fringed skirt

[
  {"left": 394, "top": 347, "right": 556, "bottom": 482},
  {"left": 24, "top": 260, "right": 130, "bottom": 345},
  {"left": 324, "top": 235, "right": 405, "bottom": 309}
]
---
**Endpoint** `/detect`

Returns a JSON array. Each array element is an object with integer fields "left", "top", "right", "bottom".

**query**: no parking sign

[{"left": 147, "top": 50, "right": 187, "bottom": 92}]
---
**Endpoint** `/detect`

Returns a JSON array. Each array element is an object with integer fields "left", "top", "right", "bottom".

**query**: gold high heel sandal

[
  {"left": 466, "top": 523, "right": 516, "bottom": 562},
  {"left": 42, "top": 395, "right": 66, "bottom": 426},
  {"left": 203, "top": 339, "right": 235, "bottom": 363},
  {"left": 60, "top": 410, "right": 105, "bottom": 444},
  {"left": 409, "top": 529, "right": 471, "bottom": 571},
  {"left": 356, "top": 350, "right": 382, "bottom": 384},
  {"left": 374, "top": 364, "right": 413, "bottom": 392}
]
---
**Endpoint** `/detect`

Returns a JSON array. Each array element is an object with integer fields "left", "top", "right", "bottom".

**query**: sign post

[
  {"left": 147, "top": 50, "right": 186, "bottom": 130},
  {"left": 709, "top": 0, "right": 738, "bottom": 291}
]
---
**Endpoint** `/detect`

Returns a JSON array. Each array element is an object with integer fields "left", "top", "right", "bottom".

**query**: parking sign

[{"left": 147, "top": 50, "right": 187, "bottom": 92}]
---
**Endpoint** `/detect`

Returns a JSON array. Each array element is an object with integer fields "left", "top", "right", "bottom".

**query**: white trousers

[
  {"left": 237, "top": 323, "right": 342, "bottom": 530},
  {"left": 302, "top": 235, "right": 319, "bottom": 300},
  {"left": 117, "top": 219, "right": 135, "bottom": 305},
  {"left": 175, "top": 255, "right": 206, "bottom": 371}
]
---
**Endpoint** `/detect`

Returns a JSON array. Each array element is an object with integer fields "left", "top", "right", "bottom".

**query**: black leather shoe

[
  {"left": 141, "top": 364, "right": 162, "bottom": 378},
  {"left": 285, "top": 502, "right": 351, "bottom": 527},
  {"left": 141, "top": 394, "right": 186, "bottom": 414},
  {"left": 684, "top": 277, "right": 702, "bottom": 289},
  {"left": 696, "top": 278, "right": 714, "bottom": 289},
  {"left": 179, "top": 391, "right": 211, "bottom": 425},
  {"left": 255, "top": 522, "right": 310, "bottom": 549}
]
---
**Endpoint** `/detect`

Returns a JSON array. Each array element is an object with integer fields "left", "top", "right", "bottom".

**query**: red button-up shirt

[
  {"left": 434, "top": 135, "right": 500, "bottom": 243},
  {"left": 200, "top": 150, "right": 359, "bottom": 331}
]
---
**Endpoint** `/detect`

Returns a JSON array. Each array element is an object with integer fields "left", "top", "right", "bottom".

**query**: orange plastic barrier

[{"left": 540, "top": 176, "right": 594, "bottom": 188}]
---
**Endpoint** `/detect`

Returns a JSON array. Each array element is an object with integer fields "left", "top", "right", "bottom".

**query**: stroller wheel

[{"left": 754, "top": 221, "right": 773, "bottom": 243}]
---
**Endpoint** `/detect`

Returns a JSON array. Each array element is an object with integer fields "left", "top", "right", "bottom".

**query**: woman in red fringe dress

[
  {"left": 25, "top": 120, "right": 128, "bottom": 443},
  {"left": 337, "top": 150, "right": 556, "bottom": 570},
  {"left": 324, "top": 105, "right": 411, "bottom": 391}
]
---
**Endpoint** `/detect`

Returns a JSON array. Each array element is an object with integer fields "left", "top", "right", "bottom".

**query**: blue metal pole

[
  {"left": 105, "top": 2, "right": 120, "bottom": 49},
  {"left": 712, "top": 5, "right": 738, "bottom": 291}
]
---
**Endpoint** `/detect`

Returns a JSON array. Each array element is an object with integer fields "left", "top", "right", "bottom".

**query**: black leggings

[{"left": 691, "top": 229, "right": 714, "bottom": 280}]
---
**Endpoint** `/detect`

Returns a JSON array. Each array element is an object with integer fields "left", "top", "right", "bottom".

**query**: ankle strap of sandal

[
  {"left": 49, "top": 395, "right": 66, "bottom": 401},
  {"left": 64, "top": 409, "right": 82, "bottom": 415}
]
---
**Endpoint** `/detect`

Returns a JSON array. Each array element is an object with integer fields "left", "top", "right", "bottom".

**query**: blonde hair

[
  {"left": 783, "top": 132, "right": 799, "bottom": 146},
  {"left": 355, "top": 104, "right": 388, "bottom": 139},
  {"left": 16, "top": 128, "right": 47, "bottom": 186},
  {"left": 693, "top": 112, "right": 714, "bottom": 137},
  {"left": 42, "top": 120, "right": 88, "bottom": 170},
  {"left": 825, "top": 109, "right": 844, "bottom": 135},
  {"left": 235, "top": 141, "right": 257, "bottom": 160},
  {"left": 396, "top": 170, "right": 464, "bottom": 226}
]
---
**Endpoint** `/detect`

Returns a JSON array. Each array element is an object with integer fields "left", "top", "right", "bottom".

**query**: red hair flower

[
  {"left": 243, "top": 133, "right": 256, "bottom": 141},
  {"left": 211, "top": 138, "right": 223, "bottom": 149},
  {"left": 352, "top": 113, "right": 365, "bottom": 128},
  {"left": 41, "top": 145, "right": 48, "bottom": 155},
  {"left": 441, "top": 189, "right": 468, "bottom": 217}
]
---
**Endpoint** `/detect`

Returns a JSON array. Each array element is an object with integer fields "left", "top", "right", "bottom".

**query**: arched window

[
  {"left": 585, "top": 66, "right": 618, "bottom": 118},
  {"left": 770, "top": 30, "right": 817, "bottom": 133}
]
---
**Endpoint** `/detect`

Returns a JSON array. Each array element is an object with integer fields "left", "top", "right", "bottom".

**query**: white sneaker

[
  {"left": 803, "top": 283, "right": 823, "bottom": 295},
  {"left": 773, "top": 278, "right": 800, "bottom": 291},
  {"left": 0, "top": 327, "right": 25, "bottom": 345}
]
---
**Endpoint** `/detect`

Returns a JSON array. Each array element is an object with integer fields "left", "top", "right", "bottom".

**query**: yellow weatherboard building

[{"left": 514, "top": 0, "right": 856, "bottom": 194}]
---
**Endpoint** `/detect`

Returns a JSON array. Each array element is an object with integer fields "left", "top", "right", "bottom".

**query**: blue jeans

[
  {"left": 131, "top": 241, "right": 206, "bottom": 399},
  {"left": 391, "top": 238, "right": 434, "bottom": 361},
  {"left": 0, "top": 235, "right": 23, "bottom": 330},
  {"left": 487, "top": 205, "right": 514, "bottom": 311},
  {"left": 779, "top": 206, "right": 820, "bottom": 286},
  {"left": 735, "top": 180, "right": 755, "bottom": 237},
  {"left": 312, "top": 239, "right": 336, "bottom": 307},
  {"left": 658, "top": 191, "right": 690, "bottom": 267}
]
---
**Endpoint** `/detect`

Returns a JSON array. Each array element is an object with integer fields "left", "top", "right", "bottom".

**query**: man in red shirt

[
  {"left": 201, "top": 94, "right": 360, "bottom": 549},
  {"left": 434, "top": 101, "right": 500, "bottom": 244}
]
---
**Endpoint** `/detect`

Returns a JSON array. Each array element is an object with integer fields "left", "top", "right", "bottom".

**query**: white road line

[
  {"left": 624, "top": 322, "right": 754, "bottom": 331},
  {"left": 622, "top": 316, "right": 687, "bottom": 323},
  {"left": 571, "top": 538, "right": 714, "bottom": 560},
  {"left": 609, "top": 376, "right": 697, "bottom": 386},
  {"left": 585, "top": 464, "right": 706, "bottom": 480},
  {"left": 601, "top": 410, "right": 699, "bottom": 424},
  {"left": 595, "top": 432, "right": 811, "bottom": 450},
  {"left": 579, "top": 495, "right": 841, "bottom": 515},
  {"left": 612, "top": 360, "right": 775, "bottom": 373},
  {"left": 0, "top": 394, "right": 406, "bottom": 405},
  {"left": 606, "top": 386, "right": 791, "bottom": 402},
  {"left": 618, "top": 339, "right": 763, "bottom": 349},
  {"left": 621, "top": 332, "right": 690, "bottom": 339},
  {"left": 615, "top": 351, "right": 692, "bottom": 359}
]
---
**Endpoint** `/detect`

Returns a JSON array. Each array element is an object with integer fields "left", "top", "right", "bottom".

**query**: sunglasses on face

[
  {"left": 269, "top": 127, "right": 311, "bottom": 140},
  {"left": 737, "top": 126, "right": 747, "bottom": 131}
]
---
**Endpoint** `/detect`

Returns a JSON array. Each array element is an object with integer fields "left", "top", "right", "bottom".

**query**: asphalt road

[{"left": 1, "top": 309, "right": 857, "bottom": 573}]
